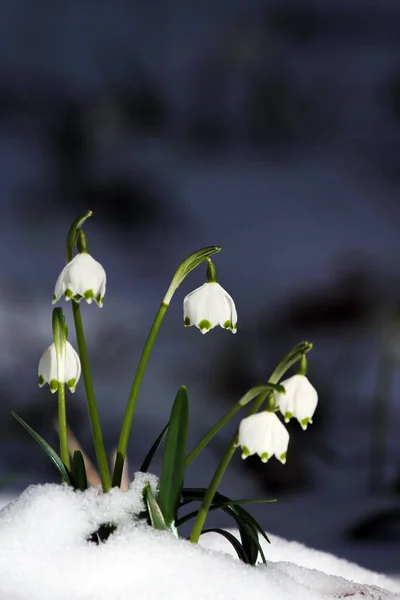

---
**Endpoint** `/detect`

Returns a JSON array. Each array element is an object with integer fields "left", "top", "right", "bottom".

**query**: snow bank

[{"left": 0, "top": 480, "right": 398, "bottom": 600}]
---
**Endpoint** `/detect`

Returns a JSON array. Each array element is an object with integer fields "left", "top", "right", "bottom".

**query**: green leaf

[
  {"left": 143, "top": 482, "right": 168, "bottom": 530},
  {"left": 176, "top": 497, "right": 276, "bottom": 526},
  {"left": 12, "top": 411, "right": 73, "bottom": 486},
  {"left": 139, "top": 422, "right": 169, "bottom": 473},
  {"left": 157, "top": 386, "right": 189, "bottom": 528},
  {"left": 201, "top": 529, "right": 250, "bottom": 563},
  {"left": 71, "top": 450, "right": 88, "bottom": 491},
  {"left": 112, "top": 451, "right": 125, "bottom": 489},
  {"left": 178, "top": 488, "right": 272, "bottom": 565}
]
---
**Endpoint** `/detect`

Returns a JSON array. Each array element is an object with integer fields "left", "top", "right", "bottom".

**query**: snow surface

[{"left": 0, "top": 476, "right": 398, "bottom": 600}]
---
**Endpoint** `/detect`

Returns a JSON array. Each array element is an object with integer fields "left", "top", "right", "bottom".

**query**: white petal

[
  {"left": 64, "top": 341, "right": 81, "bottom": 391},
  {"left": 218, "top": 285, "right": 237, "bottom": 331},
  {"left": 38, "top": 344, "right": 58, "bottom": 383}
]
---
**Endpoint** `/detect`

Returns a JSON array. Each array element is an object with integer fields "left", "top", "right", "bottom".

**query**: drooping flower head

[
  {"left": 183, "top": 259, "right": 237, "bottom": 334},
  {"left": 53, "top": 252, "right": 106, "bottom": 307},
  {"left": 275, "top": 374, "right": 318, "bottom": 430},
  {"left": 38, "top": 340, "right": 81, "bottom": 393},
  {"left": 238, "top": 411, "right": 289, "bottom": 464}
]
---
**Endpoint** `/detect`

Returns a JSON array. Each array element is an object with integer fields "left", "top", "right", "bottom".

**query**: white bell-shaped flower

[
  {"left": 275, "top": 374, "right": 318, "bottom": 430},
  {"left": 238, "top": 411, "right": 289, "bottom": 464},
  {"left": 38, "top": 341, "right": 81, "bottom": 393},
  {"left": 183, "top": 282, "right": 237, "bottom": 334},
  {"left": 53, "top": 252, "right": 106, "bottom": 307}
]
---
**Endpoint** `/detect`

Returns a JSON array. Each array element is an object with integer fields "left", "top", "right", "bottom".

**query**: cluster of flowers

[{"left": 38, "top": 250, "right": 318, "bottom": 466}]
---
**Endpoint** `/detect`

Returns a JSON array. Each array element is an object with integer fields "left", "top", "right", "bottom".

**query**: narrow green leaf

[
  {"left": 201, "top": 528, "right": 250, "bottom": 563},
  {"left": 157, "top": 386, "right": 189, "bottom": 528},
  {"left": 71, "top": 450, "right": 88, "bottom": 491},
  {"left": 139, "top": 422, "right": 169, "bottom": 473},
  {"left": 179, "top": 488, "right": 271, "bottom": 564},
  {"left": 177, "top": 498, "right": 276, "bottom": 526},
  {"left": 143, "top": 482, "right": 168, "bottom": 530},
  {"left": 12, "top": 411, "right": 73, "bottom": 486},
  {"left": 112, "top": 451, "right": 125, "bottom": 488}
]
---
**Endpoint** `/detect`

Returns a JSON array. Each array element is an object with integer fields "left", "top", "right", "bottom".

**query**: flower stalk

[
  {"left": 60, "top": 212, "right": 111, "bottom": 492},
  {"left": 189, "top": 341, "right": 313, "bottom": 543},
  {"left": 186, "top": 383, "right": 285, "bottom": 467},
  {"left": 112, "top": 246, "right": 221, "bottom": 487},
  {"left": 72, "top": 300, "right": 111, "bottom": 492}
]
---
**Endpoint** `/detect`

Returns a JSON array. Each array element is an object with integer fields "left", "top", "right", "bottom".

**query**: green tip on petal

[
  {"left": 300, "top": 417, "right": 311, "bottom": 430},
  {"left": 223, "top": 320, "right": 232, "bottom": 329},
  {"left": 73, "top": 293, "right": 83, "bottom": 302},
  {"left": 49, "top": 379, "right": 59, "bottom": 393},
  {"left": 198, "top": 319, "right": 212, "bottom": 331},
  {"left": 280, "top": 452, "right": 287, "bottom": 464},
  {"left": 95, "top": 293, "right": 103, "bottom": 306},
  {"left": 241, "top": 446, "right": 250, "bottom": 459},
  {"left": 284, "top": 411, "right": 293, "bottom": 423},
  {"left": 84, "top": 289, "right": 94, "bottom": 302},
  {"left": 184, "top": 316, "right": 191, "bottom": 326},
  {"left": 65, "top": 289, "right": 74, "bottom": 299},
  {"left": 260, "top": 452, "right": 269, "bottom": 463},
  {"left": 67, "top": 377, "right": 76, "bottom": 391},
  {"left": 38, "top": 375, "right": 45, "bottom": 387}
]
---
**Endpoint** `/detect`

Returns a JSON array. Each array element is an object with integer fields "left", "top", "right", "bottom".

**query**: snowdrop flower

[
  {"left": 53, "top": 252, "right": 106, "bottom": 307},
  {"left": 275, "top": 374, "right": 318, "bottom": 430},
  {"left": 238, "top": 411, "right": 289, "bottom": 464},
  {"left": 183, "top": 282, "right": 237, "bottom": 334},
  {"left": 38, "top": 341, "right": 81, "bottom": 393}
]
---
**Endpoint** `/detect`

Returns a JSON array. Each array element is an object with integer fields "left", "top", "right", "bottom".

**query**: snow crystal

[{"left": 0, "top": 477, "right": 398, "bottom": 600}]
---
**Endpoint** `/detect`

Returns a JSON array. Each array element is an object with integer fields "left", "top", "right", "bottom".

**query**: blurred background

[{"left": 0, "top": 0, "right": 400, "bottom": 575}]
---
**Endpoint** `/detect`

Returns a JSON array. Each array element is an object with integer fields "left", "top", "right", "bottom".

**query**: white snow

[{"left": 0, "top": 477, "right": 398, "bottom": 600}]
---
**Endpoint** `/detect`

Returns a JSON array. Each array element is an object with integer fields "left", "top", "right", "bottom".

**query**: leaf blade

[
  {"left": 157, "top": 386, "right": 189, "bottom": 528},
  {"left": 143, "top": 482, "right": 168, "bottom": 530},
  {"left": 71, "top": 450, "right": 88, "bottom": 491},
  {"left": 12, "top": 411, "right": 73, "bottom": 486},
  {"left": 201, "top": 528, "right": 250, "bottom": 563},
  {"left": 139, "top": 422, "right": 169, "bottom": 473}
]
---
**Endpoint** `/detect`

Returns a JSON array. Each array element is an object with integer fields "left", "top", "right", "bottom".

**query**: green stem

[
  {"left": 186, "top": 383, "right": 284, "bottom": 467},
  {"left": 112, "top": 301, "right": 168, "bottom": 487},
  {"left": 189, "top": 443, "right": 236, "bottom": 543},
  {"left": 57, "top": 382, "right": 70, "bottom": 474},
  {"left": 72, "top": 301, "right": 111, "bottom": 492},
  {"left": 189, "top": 341, "right": 312, "bottom": 543}
]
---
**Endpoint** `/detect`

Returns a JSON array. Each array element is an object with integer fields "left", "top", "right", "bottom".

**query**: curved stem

[
  {"left": 112, "top": 302, "right": 168, "bottom": 487},
  {"left": 72, "top": 301, "right": 111, "bottom": 492},
  {"left": 112, "top": 246, "right": 222, "bottom": 487},
  {"left": 57, "top": 382, "right": 70, "bottom": 473},
  {"left": 189, "top": 342, "right": 312, "bottom": 543},
  {"left": 186, "top": 383, "right": 284, "bottom": 467}
]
